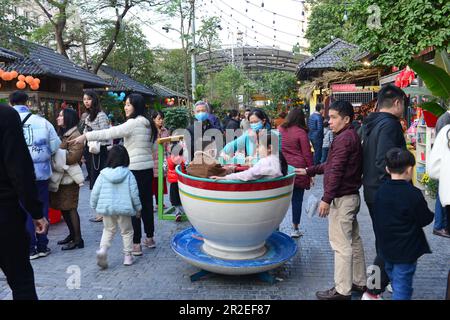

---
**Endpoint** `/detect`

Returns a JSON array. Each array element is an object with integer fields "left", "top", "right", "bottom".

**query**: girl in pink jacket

[{"left": 211, "top": 133, "right": 288, "bottom": 181}]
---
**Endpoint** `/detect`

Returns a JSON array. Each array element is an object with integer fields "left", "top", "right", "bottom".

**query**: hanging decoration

[
  {"left": 107, "top": 91, "right": 126, "bottom": 102},
  {"left": 0, "top": 68, "right": 40, "bottom": 90},
  {"left": 165, "top": 97, "right": 175, "bottom": 106},
  {"left": 394, "top": 66, "right": 415, "bottom": 88}
]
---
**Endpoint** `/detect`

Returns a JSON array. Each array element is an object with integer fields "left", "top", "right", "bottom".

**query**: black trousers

[
  {"left": 366, "top": 203, "right": 390, "bottom": 295},
  {"left": 131, "top": 169, "right": 154, "bottom": 243},
  {"left": 88, "top": 146, "right": 108, "bottom": 190},
  {"left": 0, "top": 205, "right": 38, "bottom": 300},
  {"left": 170, "top": 182, "right": 181, "bottom": 207}
]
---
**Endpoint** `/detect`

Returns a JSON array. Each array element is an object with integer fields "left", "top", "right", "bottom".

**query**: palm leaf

[
  {"left": 434, "top": 49, "right": 450, "bottom": 75},
  {"left": 403, "top": 86, "right": 433, "bottom": 97},
  {"left": 419, "top": 101, "right": 446, "bottom": 117},
  {"left": 409, "top": 59, "right": 450, "bottom": 99}
]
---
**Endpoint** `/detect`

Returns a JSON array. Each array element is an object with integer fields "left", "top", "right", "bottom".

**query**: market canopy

[
  {"left": 152, "top": 83, "right": 187, "bottom": 99},
  {"left": 296, "top": 38, "right": 369, "bottom": 81},
  {"left": 98, "top": 65, "right": 157, "bottom": 97},
  {"left": 0, "top": 39, "right": 108, "bottom": 87}
]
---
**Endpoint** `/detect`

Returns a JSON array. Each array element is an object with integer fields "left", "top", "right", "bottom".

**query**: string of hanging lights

[{"left": 208, "top": 0, "right": 300, "bottom": 49}]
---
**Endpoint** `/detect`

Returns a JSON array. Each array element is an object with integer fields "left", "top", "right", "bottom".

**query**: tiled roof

[
  {"left": 297, "top": 38, "right": 367, "bottom": 75},
  {"left": 0, "top": 48, "right": 19, "bottom": 61},
  {"left": 0, "top": 40, "right": 108, "bottom": 87},
  {"left": 99, "top": 65, "right": 156, "bottom": 97},
  {"left": 152, "top": 83, "right": 187, "bottom": 99}
]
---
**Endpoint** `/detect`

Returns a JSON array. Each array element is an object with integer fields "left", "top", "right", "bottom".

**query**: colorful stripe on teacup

[
  {"left": 177, "top": 174, "right": 294, "bottom": 192},
  {"left": 179, "top": 189, "right": 291, "bottom": 203}
]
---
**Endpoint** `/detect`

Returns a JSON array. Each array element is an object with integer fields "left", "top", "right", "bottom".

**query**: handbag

[
  {"left": 88, "top": 140, "right": 101, "bottom": 155},
  {"left": 186, "top": 151, "right": 227, "bottom": 178}
]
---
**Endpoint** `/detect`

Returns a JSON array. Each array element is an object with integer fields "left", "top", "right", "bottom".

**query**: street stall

[{"left": 0, "top": 40, "right": 108, "bottom": 123}]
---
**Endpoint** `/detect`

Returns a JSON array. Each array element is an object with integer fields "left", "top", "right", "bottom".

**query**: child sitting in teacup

[{"left": 211, "top": 132, "right": 287, "bottom": 181}]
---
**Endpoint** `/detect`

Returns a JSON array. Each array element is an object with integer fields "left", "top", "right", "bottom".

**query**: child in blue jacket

[{"left": 90, "top": 145, "right": 142, "bottom": 269}]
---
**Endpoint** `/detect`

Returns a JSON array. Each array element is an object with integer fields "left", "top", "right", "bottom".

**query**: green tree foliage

[
  {"left": 153, "top": 48, "right": 188, "bottom": 94},
  {"left": 162, "top": 106, "right": 190, "bottom": 131},
  {"left": 260, "top": 71, "right": 298, "bottom": 106},
  {"left": 98, "top": 22, "right": 158, "bottom": 86},
  {"left": 206, "top": 65, "right": 246, "bottom": 108},
  {"left": 306, "top": 0, "right": 449, "bottom": 67},
  {"left": 304, "top": 0, "right": 356, "bottom": 54},
  {"left": 349, "top": 0, "right": 449, "bottom": 67},
  {"left": 0, "top": 0, "right": 35, "bottom": 48}
]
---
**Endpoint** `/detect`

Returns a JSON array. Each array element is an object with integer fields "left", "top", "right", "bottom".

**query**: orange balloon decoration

[
  {"left": 18, "top": 75, "right": 26, "bottom": 81},
  {"left": 2, "top": 72, "right": 12, "bottom": 81},
  {"left": 0, "top": 69, "right": 4, "bottom": 76},
  {"left": 10, "top": 71, "right": 18, "bottom": 79},
  {"left": 25, "top": 76, "right": 34, "bottom": 84},
  {"left": 16, "top": 81, "right": 26, "bottom": 89},
  {"left": 31, "top": 78, "right": 40, "bottom": 86},
  {"left": 30, "top": 84, "right": 39, "bottom": 91},
  {"left": 33, "top": 78, "right": 41, "bottom": 84}
]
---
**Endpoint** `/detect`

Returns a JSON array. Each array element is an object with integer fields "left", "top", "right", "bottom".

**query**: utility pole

[{"left": 190, "top": 0, "right": 197, "bottom": 102}]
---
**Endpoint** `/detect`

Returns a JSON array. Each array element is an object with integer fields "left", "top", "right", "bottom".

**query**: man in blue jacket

[
  {"left": 9, "top": 91, "right": 60, "bottom": 260},
  {"left": 308, "top": 103, "right": 325, "bottom": 165}
]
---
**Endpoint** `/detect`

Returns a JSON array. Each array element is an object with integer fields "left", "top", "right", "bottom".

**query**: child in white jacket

[
  {"left": 211, "top": 132, "right": 288, "bottom": 181},
  {"left": 90, "top": 145, "right": 142, "bottom": 268}
]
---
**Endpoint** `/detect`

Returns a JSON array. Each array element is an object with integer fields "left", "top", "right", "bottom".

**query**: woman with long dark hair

[
  {"left": 50, "top": 108, "right": 85, "bottom": 250},
  {"left": 279, "top": 108, "right": 313, "bottom": 238},
  {"left": 83, "top": 90, "right": 110, "bottom": 223},
  {"left": 72, "top": 93, "right": 158, "bottom": 255}
]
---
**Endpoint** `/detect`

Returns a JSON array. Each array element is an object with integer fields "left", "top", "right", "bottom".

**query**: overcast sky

[{"left": 127, "top": 0, "right": 309, "bottom": 51}]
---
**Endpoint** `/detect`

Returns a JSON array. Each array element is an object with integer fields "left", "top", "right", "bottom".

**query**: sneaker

[
  {"left": 96, "top": 247, "right": 108, "bottom": 269},
  {"left": 132, "top": 244, "right": 143, "bottom": 256},
  {"left": 29, "top": 250, "right": 40, "bottom": 260},
  {"left": 361, "top": 292, "right": 384, "bottom": 300},
  {"left": 38, "top": 248, "right": 51, "bottom": 258},
  {"left": 143, "top": 237, "right": 156, "bottom": 248},
  {"left": 123, "top": 254, "right": 133, "bottom": 266},
  {"left": 386, "top": 283, "right": 393, "bottom": 293},
  {"left": 290, "top": 229, "right": 303, "bottom": 238}
]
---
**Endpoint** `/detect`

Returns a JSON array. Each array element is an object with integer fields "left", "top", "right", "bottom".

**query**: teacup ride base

[
  {"left": 172, "top": 227, "right": 297, "bottom": 283},
  {"left": 171, "top": 165, "right": 298, "bottom": 282}
]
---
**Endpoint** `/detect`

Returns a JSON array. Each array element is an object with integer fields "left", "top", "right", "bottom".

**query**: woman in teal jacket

[{"left": 221, "top": 108, "right": 273, "bottom": 163}]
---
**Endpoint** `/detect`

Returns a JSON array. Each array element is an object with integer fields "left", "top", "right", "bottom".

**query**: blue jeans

[
  {"left": 25, "top": 180, "right": 49, "bottom": 252},
  {"left": 321, "top": 147, "right": 329, "bottom": 163},
  {"left": 385, "top": 261, "right": 417, "bottom": 300},
  {"left": 291, "top": 187, "right": 305, "bottom": 226},
  {"left": 434, "top": 192, "right": 447, "bottom": 230},
  {"left": 311, "top": 139, "right": 323, "bottom": 165}
]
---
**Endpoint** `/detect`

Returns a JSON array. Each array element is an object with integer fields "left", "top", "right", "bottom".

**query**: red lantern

[
  {"left": 1, "top": 72, "right": 12, "bottom": 81},
  {"left": 16, "top": 81, "right": 26, "bottom": 89},
  {"left": 30, "top": 83, "right": 39, "bottom": 91},
  {"left": 25, "top": 76, "right": 34, "bottom": 84},
  {"left": 18, "top": 74, "right": 26, "bottom": 81},
  {"left": 10, "top": 70, "right": 18, "bottom": 79}
]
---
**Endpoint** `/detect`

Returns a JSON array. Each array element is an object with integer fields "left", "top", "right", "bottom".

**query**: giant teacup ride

[{"left": 171, "top": 164, "right": 298, "bottom": 280}]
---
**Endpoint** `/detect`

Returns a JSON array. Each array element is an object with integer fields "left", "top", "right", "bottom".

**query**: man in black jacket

[
  {"left": 361, "top": 84, "right": 407, "bottom": 299},
  {"left": 0, "top": 104, "right": 48, "bottom": 300},
  {"left": 225, "top": 110, "right": 241, "bottom": 131}
]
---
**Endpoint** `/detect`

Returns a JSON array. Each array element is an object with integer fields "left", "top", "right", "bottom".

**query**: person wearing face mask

[
  {"left": 186, "top": 101, "right": 223, "bottom": 162},
  {"left": 221, "top": 108, "right": 272, "bottom": 163}
]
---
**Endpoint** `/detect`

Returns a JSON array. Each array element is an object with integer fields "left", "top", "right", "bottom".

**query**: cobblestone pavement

[{"left": 1, "top": 177, "right": 449, "bottom": 300}]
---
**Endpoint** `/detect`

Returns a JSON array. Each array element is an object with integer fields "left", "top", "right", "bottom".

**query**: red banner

[{"left": 331, "top": 84, "right": 357, "bottom": 92}]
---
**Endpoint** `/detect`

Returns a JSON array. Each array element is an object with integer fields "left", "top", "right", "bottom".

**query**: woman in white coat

[
  {"left": 72, "top": 93, "right": 158, "bottom": 255},
  {"left": 427, "top": 124, "right": 450, "bottom": 232}
]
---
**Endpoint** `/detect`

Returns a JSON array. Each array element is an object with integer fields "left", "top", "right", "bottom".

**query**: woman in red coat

[{"left": 279, "top": 108, "right": 313, "bottom": 238}]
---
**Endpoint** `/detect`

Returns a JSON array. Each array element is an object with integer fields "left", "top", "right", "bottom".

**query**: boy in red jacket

[{"left": 167, "top": 143, "right": 186, "bottom": 222}]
